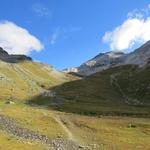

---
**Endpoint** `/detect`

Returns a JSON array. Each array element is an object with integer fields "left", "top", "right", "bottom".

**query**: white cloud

[
  {"left": 0, "top": 21, "right": 43, "bottom": 55},
  {"left": 102, "top": 4, "right": 150, "bottom": 51},
  {"left": 32, "top": 3, "right": 51, "bottom": 17}
]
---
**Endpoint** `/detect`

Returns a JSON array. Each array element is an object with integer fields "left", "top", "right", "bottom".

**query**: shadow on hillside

[{"left": 27, "top": 66, "right": 150, "bottom": 118}]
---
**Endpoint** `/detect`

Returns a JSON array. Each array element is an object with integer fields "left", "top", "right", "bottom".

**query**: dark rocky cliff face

[{"left": 0, "top": 47, "right": 32, "bottom": 63}]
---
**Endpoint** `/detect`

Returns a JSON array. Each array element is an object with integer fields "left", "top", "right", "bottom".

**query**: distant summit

[
  {"left": 64, "top": 51, "right": 126, "bottom": 76},
  {"left": 64, "top": 41, "right": 150, "bottom": 76},
  {"left": 0, "top": 47, "right": 32, "bottom": 63}
]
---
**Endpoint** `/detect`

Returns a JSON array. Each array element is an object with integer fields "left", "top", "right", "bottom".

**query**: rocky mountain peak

[
  {"left": 0, "top": 47, "right": 32, "bottom": 63},
  {"left": 0, "top": 47, "right": 9, "bottom": 55},
  {"left": 64, "top": 51, "right": 126, "bottom": 76},
  {"left": 124, "top": 41, "right": 150, "bottom": 66},
  {"left": 64, "top": 41, "right": 150, "bottom": 76},
  {"left": 139, "top": 40, "right": 150, "bottom": 49}
]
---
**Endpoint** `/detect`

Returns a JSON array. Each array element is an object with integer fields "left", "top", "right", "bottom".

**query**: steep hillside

[
  {"left": 0, "top": 47, "right": 78, "bottom": 101},
  {"left": 0, "top": 48, "right": 86, "bottom": 150},
  {"left": 31, "top": 64, "right": 150, "bottom": 116},
  {"left": 124, "top": 40, "right": 150, "bottom": 66}
]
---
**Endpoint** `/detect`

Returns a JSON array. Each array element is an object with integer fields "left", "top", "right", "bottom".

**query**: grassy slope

[
  {"left": 45, "top": 65, "right": 150, "bottom": 116},
  {"left": 0, "top": 60, "right": 78, "bottom": 150},
  {"left": 0, "top": 61, "right": 150, "bottom": 150},
  {"left": 0, "top": 101, "right": 150, "bottom": 150},
  {"left": 0, "top": 60, "right": 76, "bottom": 101}
]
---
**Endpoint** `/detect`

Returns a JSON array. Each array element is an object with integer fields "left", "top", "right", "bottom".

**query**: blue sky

[{"left": 0, "top": 0, "right": 150, "bottom": 70}]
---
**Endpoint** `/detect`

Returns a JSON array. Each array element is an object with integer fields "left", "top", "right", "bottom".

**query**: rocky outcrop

[
  {"left": 124, "top": 41, "right": 150, "bottom": 66},
  {"left": 64, "top": 41, "right": 150, "bottom": 76},
  {"left": 0, "top": 47, "right": 32, "bottom": 63},
  {"left": 64, "top": 51, "right": 126, "bottom": 76},
  {"left": 64, "top": 67, "right": 78, "bottom": 74}
]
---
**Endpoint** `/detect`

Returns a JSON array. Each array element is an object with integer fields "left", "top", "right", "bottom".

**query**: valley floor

[{"left": 0, "top": 100, "right": 150, "bottom": 150}]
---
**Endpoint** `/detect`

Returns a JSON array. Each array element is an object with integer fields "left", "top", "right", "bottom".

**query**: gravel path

[
  {"left": 0, "top": 115, "right": 89, "bottom": 150},
  {"left": 52, "top": 115, "right": 75, "bottom": 141}
]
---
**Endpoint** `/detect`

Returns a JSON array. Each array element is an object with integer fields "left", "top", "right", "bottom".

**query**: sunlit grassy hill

[
  {"left": 0, "top": 54, "right": 149, "bottom": 150},
  {"left": 0, "top": 60, "right": 77, "bottom": 101}
]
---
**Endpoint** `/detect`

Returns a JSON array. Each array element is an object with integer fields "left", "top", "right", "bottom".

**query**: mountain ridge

[
  {"left": 0, "top": 47, "right": 32, "bottom": 63},
  {"left": 64, "top": 41, "right": 150, "bottom": 76}
]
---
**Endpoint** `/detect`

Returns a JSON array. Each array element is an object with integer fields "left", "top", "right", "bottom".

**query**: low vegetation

[
  {"left": 31, "top": 65, "right": 150, "bottom": 117},
  {"left": 0, "top": 60, "right": 150, "bottom": 150}
]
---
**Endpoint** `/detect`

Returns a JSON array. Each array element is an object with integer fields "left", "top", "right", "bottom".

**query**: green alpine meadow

[{"left": 0, "top": 1, "right": 150, "bottom": 150}]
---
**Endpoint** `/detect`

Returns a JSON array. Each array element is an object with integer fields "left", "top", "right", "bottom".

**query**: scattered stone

[
  {"left": 127, "top": 123, "right": 136, "bottom": 128},
  {"left": 78, "top": 145, "right": 85, "bottom": 148},
  {"left": 0, "top": 114, "right": 88, "bottom": 150},
  {"left": 5, "top": 101, "right": 15, "bottom": 105},
  {"left": 57, "top": 134, "right": 63, "bottom": 138}
]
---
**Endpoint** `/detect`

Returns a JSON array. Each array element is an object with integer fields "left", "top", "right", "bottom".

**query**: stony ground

[{"left": 0, "top": 115, "right": 89, "bottom": 150}]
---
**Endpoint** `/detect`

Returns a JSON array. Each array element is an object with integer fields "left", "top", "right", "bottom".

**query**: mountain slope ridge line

[{"left": 64, "top": 40, "right": 150, "bottom": 76}]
